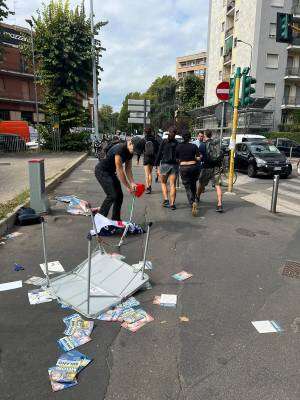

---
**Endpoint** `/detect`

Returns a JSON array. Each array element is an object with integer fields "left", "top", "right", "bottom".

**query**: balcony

[
  {"left": 227, "top": 0, "right": 235, "bottom": 16},
  {"left": 225, "top": 26, "right": 234, "bottom": 39},
  {"left": 223, "top": 51, "right": 232, "bottom": 65},
  {"left": 284, "top": 67, "right": 300, "bottom": 80},
  {"left": 282, "top": 96, "right": 300, "bottom": 108}
]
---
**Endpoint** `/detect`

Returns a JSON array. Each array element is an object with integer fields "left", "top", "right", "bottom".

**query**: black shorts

[{"left": 143, "top": 156, "right": 155, "bottom": 166}]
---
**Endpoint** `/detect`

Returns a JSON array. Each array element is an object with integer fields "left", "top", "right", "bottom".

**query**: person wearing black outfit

[
  {"left": 155, "top": 126, "right": 179, "bottom": 210},
  {"left": 176, "top": 132, "right": 201, "bottom": 216},
  {"left": 95, "top": 139, "right": 137, "bottom": 221},
  {"left": 134, "top": 127, "right": 159, "bottom": 194}
]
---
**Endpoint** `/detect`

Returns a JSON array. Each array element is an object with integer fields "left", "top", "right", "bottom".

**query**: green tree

[
  {"left": 99, "top": 105, "right": 119, "bottom": 135},
  {"left": 0, "top": 0, "right": 14, "bottom": 58},
  {"left": 21, "top": 0, "right": 107, "bottom": 136},
  {"left": 178, "top": 75, "right": 205, "bottom": 112},
  {"left": 117, "top": 92, "right": 144, "bottom": 132}
]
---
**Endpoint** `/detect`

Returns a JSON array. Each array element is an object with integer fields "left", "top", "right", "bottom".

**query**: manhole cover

[
  {"left": 236, "top": 228, "right": 256, "bottom": 238},
  {"left": 282, "top": 260, "right": 300, "bottom": 279}
]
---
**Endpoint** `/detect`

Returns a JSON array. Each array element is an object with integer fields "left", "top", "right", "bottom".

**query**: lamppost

[
  {"left": 237, "top": 39, "right": 253, "bottom": 71},
  {"left": 25, "top": 18, "right": 40, "bottom": 149},
  {"left": 89, "top": 0, "right": 100, "bottom": 139}
]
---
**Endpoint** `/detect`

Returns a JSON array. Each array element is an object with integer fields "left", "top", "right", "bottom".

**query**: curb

[{"left": 0, "top": 153, "right": 88, "bottom": 237}]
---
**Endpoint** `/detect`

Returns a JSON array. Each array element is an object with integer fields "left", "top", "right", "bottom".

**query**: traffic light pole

[{"left": 228, "top": 67, "right": 241, "bottom": 193}]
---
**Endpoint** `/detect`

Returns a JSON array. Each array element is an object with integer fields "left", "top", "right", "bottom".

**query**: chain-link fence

[{"left": 0, "top": 134, "right": 27, "bottom": 152}]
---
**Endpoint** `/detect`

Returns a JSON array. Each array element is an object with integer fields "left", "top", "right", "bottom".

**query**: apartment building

[
  {"left": 176, "top": 52, "right": 207, "bottom": 80},
  {"left": 204, "top": 0, "right": 300, "bottom": 129}
]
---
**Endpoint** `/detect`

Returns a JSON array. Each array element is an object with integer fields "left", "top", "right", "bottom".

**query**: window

[
  {"left": 180, "top": 62, "right": 186, "bottom": 67},
  {"left": 231, "top": 64, "right": 235, "bottom": 73},
  {"left": 269, "top": 23, "right": 276, "bottom": 38},
  {"left": 235, "top": 10, "right": 239, "bottom": 21},
  {"left": 271, "top": 0, "right": 284, "bottom": 6},
  {"left": 220, "top": 46, "right": 223, "bottom": 56},
  {"left": 266, "top": 53, "right": 279, "bottom": 69},
  {"left": 219, "top": 71, "right": 222, "bottom": 80},
  {"left": 178, "top": 72, "right": 183, "bottom": 78},
  {"left": 222, "top": 22, "right": 225, "bottom": 31},
  {"left": 264, "top": 83, "right": 276, "bottom": 98}
]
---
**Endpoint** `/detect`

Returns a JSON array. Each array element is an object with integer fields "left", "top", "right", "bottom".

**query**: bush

[
  {"left": 38, "top": 125, "right": 91, "bottom": 151},
  {"left": 265, "top": 131, "right": 300, "bottom": 144},
  {"left": 277, "top": 124, "right": 300, "bottom": 132}
]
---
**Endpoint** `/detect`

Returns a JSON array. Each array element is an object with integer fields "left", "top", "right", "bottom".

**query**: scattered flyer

[
  {"left": 153, "top": 295, "right": 161, "bottom": 305},
  {"left": 251, "top": 320, "right": 283, "bottom": 333},
  {"left": 116, "top": 296, "right": 140, "bottom": 310},
  {"left": 4, "top": 232, "right": 23, "bottom": 240},
  {"left": 57, "top": 350, "right": 92, "bottom": 373},
  {"left": 63, "top": 314, "right": 94, "bottom": 337},
  {"left": 172, "top": 271, "right": 193, "bottom": 281},
  {"left": 98, "top": 308, "right": 124, "bottom": 322},
  {"left": 0, "top": 280, "right": 22, "bottom": 292},
  {"left": 160, "top": 294, "right": 177, "bottom": 307},
  {"left": 25, "top": 276, "right": 47, "bottom": 286},
  {"left": 49, "top": 377, "right": 78, "bottom": 392},
  {"left": 40, "top": 261, "right": 65, "bottom": 275},
  {"left": 48, "top": 365, "right": 79, "bottom": 383},
  {"left": 28, "top": 288, "right": 54, "bottom": 305},
  {"left": 57, "top": 335, "right": 92, "bottom": 352},
  {"left": 119, "top": 308, "right": 147, "bottom": 324},
  {"left": 121, "top": 312, "right": 154, "bottom": 332}
]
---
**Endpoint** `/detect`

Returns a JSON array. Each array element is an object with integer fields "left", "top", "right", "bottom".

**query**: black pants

[
  {"left": 95, "top": 165, "right": 123, "bottom": 221},
  {"left": 180, "top": 164, "right": 200, "bottom": 205}
]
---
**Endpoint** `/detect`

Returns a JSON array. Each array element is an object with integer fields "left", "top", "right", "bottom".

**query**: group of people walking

[{"left": 94, "top": 126, "right": 224, "bottom": 222}]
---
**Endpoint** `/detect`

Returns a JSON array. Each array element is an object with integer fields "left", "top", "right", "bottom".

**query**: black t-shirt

[
  {"left": 99, "top": 143, "right": 133, "bottom": 173},
  {"left": 176, "top": 143, "right": 200, "bottom": 162}
]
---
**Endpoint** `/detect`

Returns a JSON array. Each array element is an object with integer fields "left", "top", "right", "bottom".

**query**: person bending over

[{"left": 95, "top": 139, "right": 137, "bottom": 221}]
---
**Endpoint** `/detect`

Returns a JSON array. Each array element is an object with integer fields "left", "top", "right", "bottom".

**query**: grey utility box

[{"left": 28, "top": 159, "right": 50, "bottom": 214}]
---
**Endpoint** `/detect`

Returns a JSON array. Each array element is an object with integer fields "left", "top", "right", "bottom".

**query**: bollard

[
  {"left": 28, "top": 159, "right": 50, "bottom": 214},
  {"left": 270, "top": 174, "right": 280, "bottom": 213}
]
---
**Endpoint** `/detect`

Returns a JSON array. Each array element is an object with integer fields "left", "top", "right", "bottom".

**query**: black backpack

[
  {"left": 206, "top": 139, "right": 224, "bottom": 167},
  {"left": 15, "top": 207, "right": 41, "bottom": 226},
  {"left": 144, "top": 140, "right": 155, "bottom": 157}
]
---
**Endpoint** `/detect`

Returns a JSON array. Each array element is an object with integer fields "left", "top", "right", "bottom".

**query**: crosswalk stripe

[
  {"left": 279, "top": 181, "right": 300, "bottom": 192},
  {"left": 267, "top": 187, "right": 300, "bottom": 200},
  {"left": 242, "top": 192, "right": 300, "bottom": 216}
]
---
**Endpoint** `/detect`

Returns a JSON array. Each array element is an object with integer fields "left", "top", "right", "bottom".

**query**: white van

[{"left": 222, "top": 134, "right": 267, "bottom": 148}]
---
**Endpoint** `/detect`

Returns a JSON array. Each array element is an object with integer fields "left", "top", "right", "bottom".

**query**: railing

[
  {"left": 285, "top": 67, "right": 300, "bottom": 76},
  {"left": 227, "top": 0, "right": 235, "bottom": 14},
  {"left": 223, "top": 51, "right": 232, "bottom": 64},
  {"left": 282, "top": 96, "right": 300, "bottom": 105},
  {"left": 225, "top": 26, "right": 234, "bottom": 38},
  {"left": 0, "top": 134, "right": 27, "bottom": 152}
]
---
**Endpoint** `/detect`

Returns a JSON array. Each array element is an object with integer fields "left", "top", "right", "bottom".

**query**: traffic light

[
  {"left": 276, "top": 12, "right": 292, "bottom": 43},
  {"left": 241, "top": 69, "right": 256, "bottom": 107},
  {"left": 229, "top": 77, "right": 235, "bottom": 108}
]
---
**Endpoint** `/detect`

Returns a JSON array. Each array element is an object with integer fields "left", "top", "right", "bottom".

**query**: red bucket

[{"left": 134, "top": 183, "right": 145, "bottom": 198}]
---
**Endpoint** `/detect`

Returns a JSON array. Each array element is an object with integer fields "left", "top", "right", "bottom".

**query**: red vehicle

[{"left": 0, "top": 121, "right": 30, "bottom": 142}]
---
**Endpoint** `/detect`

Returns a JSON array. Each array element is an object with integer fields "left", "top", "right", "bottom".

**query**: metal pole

[
  {"left": 289, "top": 146, "right": 293, "bottom": 159},
  {"left": 41, "top": 219, "right": 50, "bottom": 287},
  {"left": 228, "top": 67, "right": 241, "bottom": 192},
  {"left": 29, "top": 24, "right": 40, "bottom": 149},
  {"left": 87, "top": 237, "right": 92, "bottom": 315},
  {"left": 271, "top": 175, "right": 280, "bottom": 213},
  {"left": 118, "top": 196, "right": 135, "bottom": 248},
  {"left": 90, "top": 0, "right": 99, "bottom": 139},
  {"left": 141, "top": 223, "right": 152, "bottom": 280},
  {"left": 219, "top": 101, "right": 226, "bottom": 146}
]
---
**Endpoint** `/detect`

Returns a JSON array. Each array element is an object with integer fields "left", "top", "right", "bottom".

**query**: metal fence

[{"left": 0, "top": 134, "right": 27, "bottom": 152}]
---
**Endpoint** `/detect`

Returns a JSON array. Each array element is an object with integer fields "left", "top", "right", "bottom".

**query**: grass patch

[{"left": 0, "top": 189, "right": 29, "bottom": 221}]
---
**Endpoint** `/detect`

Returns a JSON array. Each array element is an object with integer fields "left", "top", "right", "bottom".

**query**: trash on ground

[
  {"left": 4, "top": 232, "right": 23, "bottom": 240},
  {"left": 40, "top": 261, "right": 65, "bottom": 275},
  {"left": 132, "top": 260, "right": 153, "bottom": 272},
  {"left": 90, "top": 213, "right": 144, "bottom": 237},
  {"left": 55, "top": 195, "right": 89, "bottom": 216},
  {"left": 291, "top": 317, "right": 300, "bottom": 333},
  {"left": 57, "top": 334, "right": 92, "bottom": 352},
  {"left": 0, "top": 241, "right": 5, "bottom": 245},
  {"left": 98, "top": 296, "right": 140, "bottom": 321},
  {"left": 160, "top": 294, "right": 177, "bottom": 307},
  {"left": 0, "top": 280, "right": 22, "bottom": 291},
  {"left": 49, "top": 350, "right": 92, "bottom": 392},
  {"left": 172, "top": 271, "right": 193, "bottom": 281},
  {"left": 121, "top": 312, "right": 154, "bottom": 332},
  {"left": 25, "top": 276, "right": 47, "bottom": 286},
  {"left": 141, "top": 281, "right": 152, "bottom": 290},
  {"left": 160, "top": 320, "right": 167, "bottom": 324},
  {"left": 14, "top": 263, "right": 24, "bottom": 272},
  {"left": 251, "top": 320, "right": 283, "bottom": 333},
  {"left": 179, "top": 316, "right": 189, "bottom": 322},
  {"left": 16, "top": 206, "right": 41, "bottom": 226},
  {"left": 153, "top": 296, "right": 161, "bottom": 305},
  {"left": 28, "top": 288, "right": 55, "bottom": 305},
  {"left": 63, "top": 314, "right": 94, "bottom": 337}
]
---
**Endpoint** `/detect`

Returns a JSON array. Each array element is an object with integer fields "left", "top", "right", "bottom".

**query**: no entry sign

[{"left": 216, "top": 81, "right": 230, "bottom": 101}]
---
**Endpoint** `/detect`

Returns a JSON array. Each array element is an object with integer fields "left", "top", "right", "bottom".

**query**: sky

[{"left": 6, "top": 0, "right": 209, "bottom": 111}]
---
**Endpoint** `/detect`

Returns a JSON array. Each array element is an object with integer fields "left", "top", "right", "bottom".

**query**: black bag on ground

[{"left": 15, "top": 207, "right": 42, "bottom": 226}]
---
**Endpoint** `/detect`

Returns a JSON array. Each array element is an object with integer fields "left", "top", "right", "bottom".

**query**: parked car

[
  {"left": 235, "top": 141, "right": 292, "bottom": 178},
  {"left": 222, "top": 134, "right": 267, "bottom": 149},
  {"left": 271, "top": 138, "right": 300, "bottom": 158}
]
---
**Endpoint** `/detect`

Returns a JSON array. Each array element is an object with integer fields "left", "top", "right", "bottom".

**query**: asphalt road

[{"left": 1, "top": 158, "right": 300, "bottom": 399}]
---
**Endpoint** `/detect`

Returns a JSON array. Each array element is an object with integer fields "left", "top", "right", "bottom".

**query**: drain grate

[{"left": 282, "top": 260, "right": 300, "bottom": 279}]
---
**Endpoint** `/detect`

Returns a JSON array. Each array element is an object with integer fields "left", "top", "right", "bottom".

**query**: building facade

[
  {"left": 0, "top": 23, "right": 44, "bottom": 123},
  {"left": 205, "top": 0, "right": 300, "bottom": 130},
  {"left": 176, "top": 52, "right": 207, "bottom": 80}
]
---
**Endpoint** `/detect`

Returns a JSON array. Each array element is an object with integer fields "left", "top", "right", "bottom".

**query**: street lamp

[
  {"left": 237, "top": 39, "right": 253, "bottom": 71},
  {"left": 25, "top": 18, "right": 40, "bottom": 149}
]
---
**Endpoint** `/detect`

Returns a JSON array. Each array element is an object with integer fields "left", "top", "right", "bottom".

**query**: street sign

[
  {"left": 128, "top": 105, "right": 151, "bottom": 112},
  {"left": 216, "top": 81, "right": 230, "bottom": 101},
  {"left": 128, "top": 117, "right": 150, "bottom": 124},
  {"left": 130, "top": 112, "right": 149, "bottom": 118},
  {"left": 128, "top": 99, "right": 150, "bottom": 106}
]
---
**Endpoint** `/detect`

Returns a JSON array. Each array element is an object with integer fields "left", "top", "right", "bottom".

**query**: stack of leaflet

[
  {"left": 57, "top": 314, "right": 94, "bottom": 352},
  {"left": 48, "top": 350, "right": 92, "bottom": 392},
  {"left": 160, "top": 294, "right": 177, "bottom": 308}
]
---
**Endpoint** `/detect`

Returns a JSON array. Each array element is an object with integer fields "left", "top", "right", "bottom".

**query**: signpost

[
  {"left": 216, "top": 81, "right": 229, "bottom": 146},
  {"left": 128, "top": 99, "right": 151, "bottom": 130}
]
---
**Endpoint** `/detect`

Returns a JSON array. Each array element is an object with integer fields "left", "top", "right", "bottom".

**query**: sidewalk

[{"left": 0, "top": 157, "right": 300, "bottom": 400}]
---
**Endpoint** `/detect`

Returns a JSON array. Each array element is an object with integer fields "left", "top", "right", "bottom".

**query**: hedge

[{"left": 265, "top": 131, "right": 300, "bottom": 144}]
